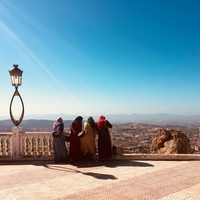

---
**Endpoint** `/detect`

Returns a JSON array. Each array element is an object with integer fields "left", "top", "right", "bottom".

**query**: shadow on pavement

[
  {"left": 82, "top": 172, "right": 117, "bottom": 180},
  {"left": 43, "top": 160, "right": 153, "bottom": 180},
  {"left": 0, "top": 160, "right": 153, "bottom": 180},
  {"left": 69, "top": 160, "right": 154, "bottom": 168},
  {"left": 0, "top": 159, "right": 154, "bottom": 168},
  {"left": 44, "top": 164, "right": 118, "bottom": 180}
]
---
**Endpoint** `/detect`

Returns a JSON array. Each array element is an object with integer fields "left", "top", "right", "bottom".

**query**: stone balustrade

[
  {"left": 0, "top": 133, "right": 12, "bottom": 157},
  {"left": 0, "top": 130, "right": 54, "bottom": 161},
  {"left": 1, "top": 130, "right": 200, "bottom": 161},
  {"left": 20, "top": 132, "right": 53, "bottom": 158}
]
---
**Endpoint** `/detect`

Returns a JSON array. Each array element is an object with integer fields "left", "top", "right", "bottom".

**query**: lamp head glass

[{"left": 9, "top": 64, "right": 23, "bottom": 86}]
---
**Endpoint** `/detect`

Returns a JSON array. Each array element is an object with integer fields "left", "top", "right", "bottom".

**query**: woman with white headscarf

[{"left": 53, "top": 117, "right": 68, "bottom": 162}]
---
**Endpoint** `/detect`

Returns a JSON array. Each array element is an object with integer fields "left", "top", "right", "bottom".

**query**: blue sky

[{"left": 0, "top": 0, "right": 200, "bottom": 119}]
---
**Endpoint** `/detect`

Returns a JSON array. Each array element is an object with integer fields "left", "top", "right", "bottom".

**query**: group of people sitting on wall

[{"left": 52, "top": 115, "right": 113, "bottom": 163}]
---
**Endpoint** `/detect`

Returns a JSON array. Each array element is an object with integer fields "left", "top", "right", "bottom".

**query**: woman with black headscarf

[
  {"left": 80, "top": 116, "right": 97, "bottom": 160},
  {"left": 69, "top": 116, "right": 84, "bottom": 162}
]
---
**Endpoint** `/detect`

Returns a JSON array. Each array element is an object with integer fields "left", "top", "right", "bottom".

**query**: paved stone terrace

[{"left": 0, "top": 159, "right": 200, "bottom": 200}]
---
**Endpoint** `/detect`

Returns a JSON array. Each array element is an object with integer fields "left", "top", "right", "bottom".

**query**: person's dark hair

[
  {"left": 72, "top": 116, "right": 83, "bottom": 126},
  {"left": 87, "top": 116, "right": 96, "bottom": 129}
]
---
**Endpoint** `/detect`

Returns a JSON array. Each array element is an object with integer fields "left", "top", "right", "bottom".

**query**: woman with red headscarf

[
  {"left": 97, "top": 115, "right": 113, "bottom": 161},
  {"left": 69, "top": 116, "right": 84, "bottom": 162}
]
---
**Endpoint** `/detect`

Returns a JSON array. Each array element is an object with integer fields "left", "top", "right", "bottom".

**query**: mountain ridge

[{"left": 1, "top": 113, "right": 200, "bottom": 125}]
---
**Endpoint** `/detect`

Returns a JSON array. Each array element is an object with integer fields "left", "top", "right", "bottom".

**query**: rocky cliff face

[{"left": 150, "top": 129, "right": 192, "bottom": 154}]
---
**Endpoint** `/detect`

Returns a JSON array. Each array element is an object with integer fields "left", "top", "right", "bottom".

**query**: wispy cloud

[{"left": 0, "top": 18, "right": 86, "bottom": 114}]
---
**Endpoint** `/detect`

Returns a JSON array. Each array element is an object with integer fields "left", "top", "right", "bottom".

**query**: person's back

[
  {"left": 69, "top": 116, "right": 84, "bottom": 162},
  {"left": 80, "top": 117, "right": 97, "bottom": 159},
  {"left": 52, "top": 117, "right": 68, "bottom": 162},
  {"left": 97, "top": 115, "right": 113, "bottom": 161}
]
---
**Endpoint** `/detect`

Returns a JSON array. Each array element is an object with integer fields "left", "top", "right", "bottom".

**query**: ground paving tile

[{"left": 0, "top": 160, "right": 200, "bottom": 199}]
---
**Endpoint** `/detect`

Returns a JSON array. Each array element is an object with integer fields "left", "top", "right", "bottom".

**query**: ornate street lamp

[{"left": 9, "top": 64, "right": 24, "bottom": 127}]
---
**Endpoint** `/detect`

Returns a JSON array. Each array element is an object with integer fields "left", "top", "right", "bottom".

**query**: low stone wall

[
  {"left": 0, "top": 131, "right": 54, "bottom": 161},
  {"left": 116, "top": 154, "right": 200, "bottom": 161},
  {"left": 1, "top": 131, "right": 200, "bottom": 162}
]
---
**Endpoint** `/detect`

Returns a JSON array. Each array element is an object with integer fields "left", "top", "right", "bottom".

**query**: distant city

[{"left": 112, "top": 123, "right": 200, "bottom": 154}]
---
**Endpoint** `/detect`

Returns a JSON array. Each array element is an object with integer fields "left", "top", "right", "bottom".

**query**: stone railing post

[{"left": 12, "top": 127, "right": 22, "bottom": 159}]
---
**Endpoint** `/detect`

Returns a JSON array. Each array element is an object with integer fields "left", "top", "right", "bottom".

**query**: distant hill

[
  {"left": 105, "top": 113, "right": 200, "bottom": 125},
  {"left": 0, "top": 113, "right": 200, "bottom": 126},
  {"left": 0, "top": 119, "right": 73, "bottom": 130},
  {"left": 0, "top": 113, "right": 77, "bottom": 121}
]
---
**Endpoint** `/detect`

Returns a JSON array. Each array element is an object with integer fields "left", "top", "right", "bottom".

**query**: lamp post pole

[{"left": 9, "top": 64, "right": 24, "bottom": 159}]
